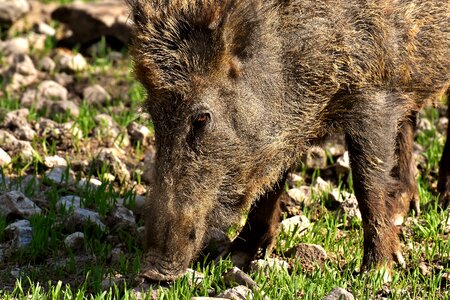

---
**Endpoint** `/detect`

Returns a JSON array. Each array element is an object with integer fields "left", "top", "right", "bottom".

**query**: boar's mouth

[{"left": 140, "top": 253, "right": 189, "bottom": 282}]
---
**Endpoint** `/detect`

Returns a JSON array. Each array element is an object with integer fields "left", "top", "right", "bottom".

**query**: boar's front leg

[
  {"left": 229, "top": 172, "right": 288, "bottom": 268},
  {"left": 438, "top": 90, "right": 450, "bottom": 208},
  {"left": 343, "top": 92, "right": 406, "bottom": 272}
]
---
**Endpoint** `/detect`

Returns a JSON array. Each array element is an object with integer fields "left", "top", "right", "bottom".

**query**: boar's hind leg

[
  {"left": 344, "top": 93, "right": 406, "bottom": 271},
  {"left": 229, "top": 172, "right": 288, "bottom": 268},
  {"left": 390, "top": 113, "right": 420, "bottom": 225},
  {"left": 438, "top": 91, "right": 450, "bottom": 208}
]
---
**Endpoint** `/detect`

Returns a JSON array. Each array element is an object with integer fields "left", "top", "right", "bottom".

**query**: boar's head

[{"left": 128, "top": 0, "right": 290, "bottom": 281}]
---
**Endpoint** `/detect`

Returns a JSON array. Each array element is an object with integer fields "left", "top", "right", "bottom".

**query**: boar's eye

[{"left": 191, "top": 112, "right": 211, "bottom": 129}]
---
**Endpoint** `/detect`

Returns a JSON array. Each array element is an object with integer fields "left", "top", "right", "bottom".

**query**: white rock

[
  {"left": 336, "top": 151, "right": 351, "bottom": 176},
  {"left": 0, "top": 37, "right": 29, "bottom": 55},
  {"left": 287, "top": 186, "right": 311, "bottom": 204},
  {"left": 4, "top": 219, "right": 33, "bottom": 249},
  {"left": 45, "top": 166, "right": 75, "bottom": 185},
  {"left": 67, "top": 208, "right": 106, "bottom": 232},
  {"left": 127, "top": 121, "right": 151, "bottom": 145},
  {"left": 109, "top": 206, "right": 136, "bottom": 230},
  {"left": 44, "top": 155, "right": 67, "bottom": 168},
  {"left": 63, "top": 122, "right": 83, "bottom": 139},
  {"left": 313, "top": 177, "right": 332, "bottom": 192},
  {"left": 64, "top": 232, "right": 85, "bottom": 250},
  {"left": 34, "top": 22, "right": 56, "bottom": 36},
  {"left": 0, "top": 190, "right": 41, "bottom": 219},
  {"left": 223, "top": 267, "right": 257, "bottom": 289},
  {"left": 56, "top": 195, "right": 82, "bottom": 210},
  {"left": 38, "top": 57, "right": 56, "bottom": 73},
  {"left": 249, "top": 258, "right": 290, "bottom": 274},
  {"left": 50, "top": 100, "right": 80, "bottom": 117},
  {"left": 281, "top": 215, "right": 310, "bottom": 235},
  {"left": 0, "top": 0, "right": 30, "bottom": 24},
  {"left": 5, "top": 54, "right": 37, "bottom": 91},
  {"left": 37, "top": 80, "right": 68, "bottom": 102},
  {"left": 83, "top": 84, "right": 111, "bottom": 106},
  {"left": 0, "top": 148, "right": 11, "bottom": 166},
  {"left": 217, "top": 285, "right": 253, "bottom": 300},
  {"left": 56, "top": 51, "right": 88, "bottom": 72},
  {"left": 287, "top": 172, "right": 304, "bottom": 188},
  {"left": 324, "top": 287, "right": 354, "bottom": 300},
  {"left": 78, "top": 178, "right": 102, "bottom": 190}
]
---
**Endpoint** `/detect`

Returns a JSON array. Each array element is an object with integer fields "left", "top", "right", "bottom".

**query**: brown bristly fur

[{"left": 127, "top": 0, "right": 450, "bottom": 280}]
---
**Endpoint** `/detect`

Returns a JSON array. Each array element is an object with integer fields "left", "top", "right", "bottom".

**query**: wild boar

[{"left": 127, "top": 0, "right": 450, "bottom": 281}]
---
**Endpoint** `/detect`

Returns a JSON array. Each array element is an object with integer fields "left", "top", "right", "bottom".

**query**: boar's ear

[{"left": 222, "top": 0, "right": 265, "bottom": 60}]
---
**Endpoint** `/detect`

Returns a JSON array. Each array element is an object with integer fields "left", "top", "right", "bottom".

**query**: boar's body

[{"left": 128, "top": 0, "right": 450, "bottom": 281}]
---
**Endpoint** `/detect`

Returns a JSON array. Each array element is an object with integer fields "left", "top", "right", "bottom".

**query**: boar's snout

[{"left": 140, "top": 200, "right": 207, "bottom": 281}]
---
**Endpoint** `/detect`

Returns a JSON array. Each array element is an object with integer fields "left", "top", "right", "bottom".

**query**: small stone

[
  {"left": 131, "top": 195, "right": 146, "bottom": 215},
  {"left": 77, "top": 178, "right": 102, "bottom": 190},
  {"left": 110, "top": 247, "right": 123, "bottom": 264},
  {"left": 91, "top": 148, "right": 130, "bottom": 181},
  {"left": 14, "top": 125, "right": 36, "bottom": 141},
  {"left": 5, "top": 54, "right": 38, "bottom": 91},
  {"left": 217, "top": 285, "right": 253, "bottom": 300},
  {"left": 108, "top": 206, "right": 136, "bottom": 231},
  {"left": 186, "top": 268, "right": 205, "bottom": 286},
  {"left": 66, "top": 208, "right": 106, "bottom": 232},
  {"left": 287, "top": 243, "right": 328, "bottom": 271},
  {"left": 26, "top": 32, "right": 46, "bottom": 51},
  {"left": 335, "top": 151, "right": 351, "bottom": 176},
  {"left": 281, "top": 215, "right": 310, "bottom": 235},
  {"left": 323, "top": 287, "right": 354, "bottom": 300},
  {"left": 37, "top": 80, "right": 68, "bottom": 102},
  {"left": 64, "top": 232, "right": 84, "bottom": 250},
  {"left": 50, "top": 100, "right": 80, "bottom": 117},
  {"left": 15, "top": 140, "right": 36, "bottom": 162},
  {"left": 53, "top": 72, "right": 74, "bottom": 86},
  {"left": 4, "top": 219, "right": 33, "bottom": 249},
  {"left": 305, "top": 147, "right": 327, "bottom": 169},
  {"left": 56, "top": 195, "right": 82, "bottom": 210},
  {"left": 0, "top": 148, "right": 11, "bottom": 166},
  {"left": 313, "top": 177, "right": 332, "bottom": 192},
  {"left": 0, "top": 0, "right": 30, "bottom": 25},
  {"left": 44, "top": 155, "right": 67, "bottom": 168},
  {"left": 33, "top": 22, "right": 55, "bottom": 36},
  {"left": 249, "top": 258, "right": 289, "bottom": 274},
  {"left": 0, "top": 37, "right": 29, "bottom": 55},
  {"left": 287, "top": 172, "right": 304, "bottom": 188},
  {"left": 45, "top": 166, "right": 75, "bottom": 185},
  {"left": 56, "top": 51, "right": 88, "bottom": 73},
  {"left": 38, "top": 57, "right": 56, "bottom": 73},
  {"left": 63, "top": 122, "right": 83, "bottom": 140},
  {"left": 287, "top": 186, "right": 311, "bottom": 205},
  {"left": 438, "top": 117, "right": 448, "bottom": 132},
  {"left": 0, "top": 191, "right": 41, "bottom": 219},
  {"left": 417, "top": 118, "right": 432, "bottom": 131},
  {"left": 224, "top": 267, "right": 257, "bottom": 289},
  {"left": 337, "top": 193, "right": 362, "bottom": 223},
  {"left": 20, "top": 89, "right": 40, "bottom": 109},
  {"left": 128, "top": 122, "right": 151, "bottom": 146},
  {"left": 83, "top": 84, "right": 111, "bottom": 106},
  {"left": 418, "top": 262, "right": 430, "bottom": 276},
  {"left": 3, "top": 109, "right": 36, "bottom": 141},
  {"left": 100, "top": 274, "right": 126, "bottom": 290},
  {"left": 191, "top": 297, "right": 230, "bottom": 300}
]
